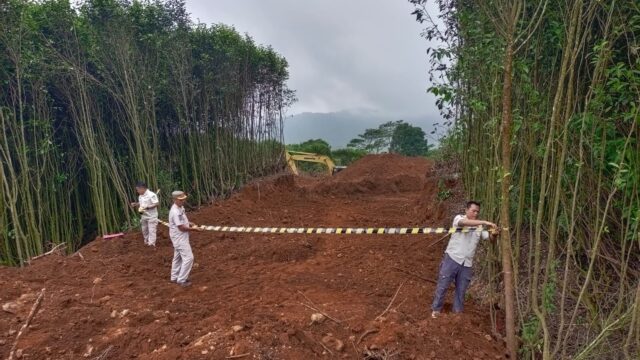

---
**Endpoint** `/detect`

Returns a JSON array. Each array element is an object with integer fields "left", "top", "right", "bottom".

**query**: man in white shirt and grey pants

[
  {"left": 168, "top": 191, "right": 202, "bottom": 287},
  {"left": 431, "top": 201, "right": 497, "bottom": 318},
  {"left": 130, "top": 182, "right": 159, "bottom": 247}
]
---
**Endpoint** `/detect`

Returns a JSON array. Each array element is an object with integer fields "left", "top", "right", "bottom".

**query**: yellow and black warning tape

[{"left": 159, "top": 220, "right": 490, "bottom": 235}]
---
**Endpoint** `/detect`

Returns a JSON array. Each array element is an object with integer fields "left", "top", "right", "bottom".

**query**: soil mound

[
  {"left": 415, "top": 170, "right": 463, "bottom": 224},
  {"left": 314, "top": 154, "right": 432, "bottom": 195},
  {"left": 335, "top": 153, "right": 432, "bottom": 182}
]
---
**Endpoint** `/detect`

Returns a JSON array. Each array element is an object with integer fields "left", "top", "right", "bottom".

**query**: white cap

[{"left": 171, "top": 191, "right": 187, "bottom": 200}]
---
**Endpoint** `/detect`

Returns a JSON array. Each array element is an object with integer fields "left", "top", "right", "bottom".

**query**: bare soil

[{"left": 0, "top": 154, "right": 506, "bottom": 359}]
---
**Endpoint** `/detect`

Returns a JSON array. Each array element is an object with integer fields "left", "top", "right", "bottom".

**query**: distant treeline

[{"left": 287, "top": 120, "right": 433, "bottom": 173}]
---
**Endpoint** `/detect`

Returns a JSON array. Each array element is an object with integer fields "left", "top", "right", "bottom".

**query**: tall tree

[
  {"left": 347, "top": 120, "right": 403, "bottom": 153},
  {"left": 389, "top": 122, "right": 430, "bottom": 156}
]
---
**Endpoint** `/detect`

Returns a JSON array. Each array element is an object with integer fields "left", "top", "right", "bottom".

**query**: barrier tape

[{"left": 158, "top": 220, "right": 492, "bottom": 235}]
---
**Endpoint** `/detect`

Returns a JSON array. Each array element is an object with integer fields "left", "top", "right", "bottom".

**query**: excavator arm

[{"left": 286, "top": 151, "right": 344, "bottom": 175}]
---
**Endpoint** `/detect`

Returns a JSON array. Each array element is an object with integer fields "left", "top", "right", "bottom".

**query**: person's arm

[
  {"left": 177, "top": 223, "right": 203, "bottom": 232},
  {"left": 454, "top": 216, "right": 498, "bottom": 241},
  {"left": 189, "top": 222, "right": 204, "bottom": 231},
  {"left": 174, "top": 212, "right": 203, "bottom": 232},
  {"left": 131, "top": 194, "right": 143, "bottom": 208},
  {"left": 457, "top": 218, "right": 497, "bottom": 229},
  {"left": 481, "top": 228, "right": 499, "bottom": 241},
  {"left": 145, "top": 193, "right": 159, "bottom": 209}
]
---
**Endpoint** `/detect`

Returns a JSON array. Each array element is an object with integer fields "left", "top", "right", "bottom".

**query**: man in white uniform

[
  {"left": 431, "top": 201, "right": 497, "bottom": 318},
  {"left": 130, "top": 182, "right": 159, "bottom": 247},
  {"left": 168, "top": 191, "right": 202, "bottom": 287}
]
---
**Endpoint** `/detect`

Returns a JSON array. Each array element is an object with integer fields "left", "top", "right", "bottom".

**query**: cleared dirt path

[{"left": 0, "top": 154, "right": 506, "bottom": 359}]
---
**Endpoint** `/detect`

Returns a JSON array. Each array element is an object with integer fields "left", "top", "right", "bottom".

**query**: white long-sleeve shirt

[
  {"left": 444, "top": 214, "right": 489, "bottom": 267},
  {"left": 138, "top": 189, "right": 159, "bottom": 219}
]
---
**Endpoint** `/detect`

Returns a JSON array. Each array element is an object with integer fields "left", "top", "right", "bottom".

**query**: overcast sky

[{"left": 184, "top": 0, "right": 443, "bottom": 146}]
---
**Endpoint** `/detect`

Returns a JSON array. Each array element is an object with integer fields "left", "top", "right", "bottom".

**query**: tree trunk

[{"left": 499, "top": 31, "right": 518, "bottom": 360}]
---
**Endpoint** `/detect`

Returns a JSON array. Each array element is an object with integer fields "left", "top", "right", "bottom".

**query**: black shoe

[{"left": 177, "top": 280, "right": 192, "bottom": 287}]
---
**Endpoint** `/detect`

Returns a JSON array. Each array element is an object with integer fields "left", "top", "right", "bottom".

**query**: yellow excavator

[{"left": 286, "top": 151, "right": 346, "bottom": 176}]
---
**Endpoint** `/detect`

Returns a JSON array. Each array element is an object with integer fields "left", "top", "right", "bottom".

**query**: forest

[
  {"left": 0, "top": 0, "right": 294, "bottom": 266},
  {"left": 410, "top": 0, "right": 639, "bottom": 358}
]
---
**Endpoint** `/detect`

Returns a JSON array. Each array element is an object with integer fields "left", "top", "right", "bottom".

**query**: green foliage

[
  {"left": 436, "top": 179, "right": 452, "bottom": 201},
  {"left": 390, "top": 122, "right": 431, "bottom": 156},
  {"left": 0, "top": 0, "right": 291, "bottom": 264},
  {"left": 427, "top": 122, "right": 464, "bottom": 162},
  {"left": 331, "top": 148, "right": 367, "bottom": 166},
  {"left": 347, "top": 120, "right": 403, "bottom": 153},
  {"left": 348, "top": 120, "right": 432, "bottom": 156},
  {"left": 286, "top": 139, "right": 332, "bottom": 174},
  {"left": 286, "top": 139, "right": 331, "bottom": 156},
  {"left": 411, "top": 0, "right": 640, "bottom": 358},
  {"left": 520, "top": 316, "right": 543, "bottom": 357}
]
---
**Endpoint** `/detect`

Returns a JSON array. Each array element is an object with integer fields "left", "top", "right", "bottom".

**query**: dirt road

[{"left": 0, "top": 154, "right": 506, "bottom": 359}]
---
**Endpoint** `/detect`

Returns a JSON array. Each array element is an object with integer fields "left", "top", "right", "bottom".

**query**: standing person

[
  {"left": 168, "top": 191, "right": 202, "bottom": 287},
  {"left": 130, "top": 182, "right": 159, "bottom": 247},
  {"left": 431, "top": 201, "right": 497, "bottom": 318}
]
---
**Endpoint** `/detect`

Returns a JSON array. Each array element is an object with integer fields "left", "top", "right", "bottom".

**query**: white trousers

[
  {"left": 171, "top": 239, "right": 193, "bottom": 283},
  {"left": 141, "top": 218, "right": 158, "bottom": 246}
]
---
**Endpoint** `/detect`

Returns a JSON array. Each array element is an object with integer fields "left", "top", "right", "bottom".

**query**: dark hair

[
  {"left": 466, "top": 200, "right": 481, "bottom": 208},
  {"left": 135, "top": 181, "right": 147, "bottom": 188}
]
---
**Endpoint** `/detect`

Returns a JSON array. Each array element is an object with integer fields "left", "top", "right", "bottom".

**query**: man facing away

[
  {"left": 431, "top": 200, "right": 497, "bottom": 318},
  {"left": 130, "top": 182, "right": 159, "bottom": 247},
  {"left": 168, "top": 191, "right": 203, "bottom": 287}
]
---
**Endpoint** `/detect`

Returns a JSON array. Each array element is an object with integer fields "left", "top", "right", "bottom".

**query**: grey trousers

[
  {"left": 431, "top": 253, "right": 473, "bottom": 313},
  {"left": 171, "top": 239, "right": 194, "bottom": 283}
]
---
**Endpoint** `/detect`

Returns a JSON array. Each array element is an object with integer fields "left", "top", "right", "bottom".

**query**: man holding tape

[
  {"left": 168, "top": 191, "right": 203, "bottom": 287},
  {"left": 130, "top": 182, "right": 159, "bottom": 247},
  {"left": 431, "top": 200, "right": 497, "bottom": 318}
]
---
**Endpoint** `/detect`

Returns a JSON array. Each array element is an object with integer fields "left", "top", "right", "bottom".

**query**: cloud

[{"left": 184, "top": 0, "right": 442, "bottom": 119}]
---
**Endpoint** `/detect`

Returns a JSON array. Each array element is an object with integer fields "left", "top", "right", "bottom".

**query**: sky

[{"left": 184, "top": 0, "right": 443, "bottom": 147}]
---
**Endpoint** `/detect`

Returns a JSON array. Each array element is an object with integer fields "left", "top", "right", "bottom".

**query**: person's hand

[
  {"left": 189, "top": 223, "right": 203, "bottom": 231},
  {"left": 484, "top": 221, "right": 497, "bottom": 229},
  {"left": 490, "top": 227, "right": 500, "bottom": 237},
  {"left": 130, "top": 202, "right": 138, "bottom": 208}
]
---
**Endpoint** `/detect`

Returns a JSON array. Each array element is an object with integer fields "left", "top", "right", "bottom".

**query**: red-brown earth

[{"left": 0, "top": 154, "right": 506, "bottom": 359}]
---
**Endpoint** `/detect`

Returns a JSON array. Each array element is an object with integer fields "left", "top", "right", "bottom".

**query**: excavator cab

[{"left": 286, "top": 151, "right": 345, "bottom": 175}]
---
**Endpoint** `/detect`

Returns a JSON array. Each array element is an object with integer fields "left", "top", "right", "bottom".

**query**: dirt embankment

[{"left": 0, "top": 154, "right": 506, "bottom": 359}]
